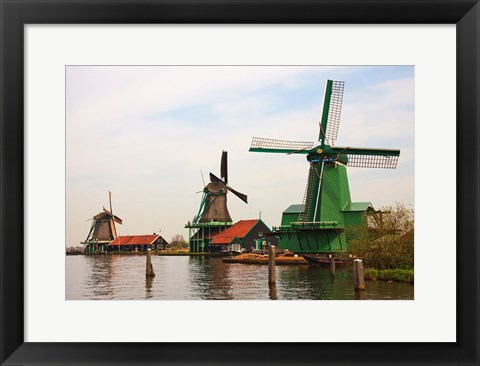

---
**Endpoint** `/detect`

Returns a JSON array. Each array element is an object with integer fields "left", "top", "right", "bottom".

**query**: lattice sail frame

[
  {"left": 250, "top": 137, "right": 315, "bottom": 153},
  {"left": 324, "top": 80, "right": 344, "bottom": 146},
  {"left": 341, "top": 153, "right": 399, "bottom": 169}
]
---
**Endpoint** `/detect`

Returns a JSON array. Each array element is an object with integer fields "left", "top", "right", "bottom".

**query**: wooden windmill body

[
  {"left": 82, "top": 192, "right": 122, "bottom": 253},
  {"left": 249, "top": 80, "right": 401, "bottom": 253},
  {"left": 198, "top": 182, "right": 232, "bottom": 223}
]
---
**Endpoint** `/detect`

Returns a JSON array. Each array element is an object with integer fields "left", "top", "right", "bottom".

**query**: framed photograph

[
  {"left": 65, "top": 65, "right": 414, "bottom": 302},
  {"left": 1, "top": 0, "right": 478, "bottom": 365}
]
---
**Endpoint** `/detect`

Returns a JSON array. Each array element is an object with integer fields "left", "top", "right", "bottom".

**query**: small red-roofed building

[
  {"left": 210, "top": 219, "right": 277, "bottom": 252},
  {"left": 108, "top": 233, "right": 169, "bottom": 252}
]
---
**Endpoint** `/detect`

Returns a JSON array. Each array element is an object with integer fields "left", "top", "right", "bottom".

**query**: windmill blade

[
  {"left": 109, "top": 191, "right": 114, "bottom": 215},
  {"left": 227, "top": 186, "right": 248, "bottom": 204},
  {"left": 329, "top": 146, "right": 400, "bottom": 169},
  {"left": 221, "top": 150, "right": 228, "bottom": 184},
  {"left": 210, "top": 172, "right": 248, "bottom": 204},
  {"left": 249, "top": 137, "right": 315, "bottom": 154},
  {"left": 343, "top": 154, "right": 400, "bottom": 169},
  {"left": 319, "top": 80, "right": 344, "bottom": 146},
  {"left": 108, "top": 191, "right": 117, "bottom": 234},
  {"left": 200, "top": 170, "right": 206, "bottom": 186},
  {"left": 209, "top": 172, "right": 224, "bottom": 184}
]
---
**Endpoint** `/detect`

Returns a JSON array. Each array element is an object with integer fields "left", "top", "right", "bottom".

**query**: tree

[
  {"left": 368, "top": 201, "right": 414, "bottom": 237},
  {"left": 170, "top": 234, "right": 188, "bottom": 249},
  {"left": 348, "top": 202, "right": 414, "bottom": 270}
]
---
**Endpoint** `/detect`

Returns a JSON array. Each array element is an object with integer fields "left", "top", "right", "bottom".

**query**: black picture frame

[{"left": 1, "top": 1, "right": 479, "bottom": 365}]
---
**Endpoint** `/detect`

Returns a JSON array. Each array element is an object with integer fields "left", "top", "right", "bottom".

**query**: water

[{"left": 66, "top": 255, "right": 413, "bottom": 300}]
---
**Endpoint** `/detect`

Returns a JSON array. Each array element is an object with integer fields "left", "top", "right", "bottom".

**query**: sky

[{"left": 66, "top": 66, "right": 414, "bottom": 247}]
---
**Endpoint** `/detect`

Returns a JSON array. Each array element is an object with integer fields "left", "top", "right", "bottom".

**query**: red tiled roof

[
  {"left": 109, "top": 235, "right": 158, "bottom": 246},
  {"left": 210, "top": 220, "right": 259, "bottom": 245},
  {"left": 211, "top": 235, "right": 237, "bottom": 244},
  {"left": 110, "top": 236, "right": 132, "bottom": 245}
]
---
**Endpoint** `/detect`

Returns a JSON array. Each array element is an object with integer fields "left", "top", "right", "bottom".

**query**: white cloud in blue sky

[{"left": 66, "top": 66, "right": 414, "bottom": 246}]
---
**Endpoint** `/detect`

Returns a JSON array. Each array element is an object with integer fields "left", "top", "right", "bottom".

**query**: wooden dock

[{"left": 223, "top": 253, "right": 308, "bottom": 265}]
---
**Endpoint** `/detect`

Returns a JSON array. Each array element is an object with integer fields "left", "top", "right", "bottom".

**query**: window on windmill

[
  {"left": 215, "top": 209, "right": 218, "bottom": 215},
  {"left": 258, "top": 232, "right": 263, "bottom": 237}
]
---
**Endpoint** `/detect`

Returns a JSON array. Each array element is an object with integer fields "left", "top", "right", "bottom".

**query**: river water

[{"left": 66, "top": 255, "right": 413, "bottom": 300}]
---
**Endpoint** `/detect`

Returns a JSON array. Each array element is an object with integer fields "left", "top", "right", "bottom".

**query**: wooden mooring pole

[
  {"left": 353, "top": 258, "right": 365, "bottom": 291},
  {"left": 329, "top": 255, "right": 336, "bottom": 277},
  {"left": 146, "top": 248, "right": 155, "bottom": 278},
  {"left": 268, "top": 245, "right": 276, "bottom": 284}
]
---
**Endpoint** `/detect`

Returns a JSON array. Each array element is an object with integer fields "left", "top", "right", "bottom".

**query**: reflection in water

[
  {"left": 188, "top": 256, "right": 234, "bottom": 299},
  {"left": 85, "top": 255, "right": 114, "bottom": 299},
  {"left": 66, "top": 255, "right": 414, "bottom": 300},
  {"left": 145, "top": 276, "right": 154, "bottom": 299},
  {"left": 268, "top": 283, "right": 278, "bottom": 300},
  {"left": 355, "top": 290, "right": 366, "bottom": 300}
]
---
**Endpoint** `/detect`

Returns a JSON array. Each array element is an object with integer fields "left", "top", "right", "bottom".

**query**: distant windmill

[
  {"left": 249, "top": 80, "right": 400, "bottom": 253},
  {"left": 197, "top": 150, "right": 248, "bottom": 223},
  {"left": 186, "top": 151, "right": 248, "bottom": 252},
  {"left": 82, "top": 191, "right": 123, "bottom": 253}
]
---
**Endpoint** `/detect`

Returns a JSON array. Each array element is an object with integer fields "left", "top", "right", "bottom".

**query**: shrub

[{"left": 348, "top": 202, "right": 414, "bottom": 270}]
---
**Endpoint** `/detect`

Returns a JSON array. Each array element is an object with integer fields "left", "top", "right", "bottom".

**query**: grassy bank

[
  {"left": 158, "top": 252, "right": 216, "bottom": 256},
  {"left": 364, "top": 268, "right": 414, "bottom": 283}
]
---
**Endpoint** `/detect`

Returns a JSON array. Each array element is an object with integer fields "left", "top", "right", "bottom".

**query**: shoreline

[{"left": 66, "top": 251, "right": 219, "bottom": 256}]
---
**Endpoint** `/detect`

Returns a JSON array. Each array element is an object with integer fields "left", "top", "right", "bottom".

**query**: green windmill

[{"left": 249, "top": 80, "right": 400, "bottom": 253}]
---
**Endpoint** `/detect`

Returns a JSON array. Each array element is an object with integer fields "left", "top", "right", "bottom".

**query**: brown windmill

[
  {"left": 198, "top": 151, "right": 247, "bottom": 222},
  {"left": 186, "top": 151, "right": 247, "bottom": 252},
  {"left": 82, "top": 191, "right": 122, "bottom": 253}
]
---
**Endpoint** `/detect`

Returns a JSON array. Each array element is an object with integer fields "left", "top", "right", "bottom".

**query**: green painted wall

[
  {"left": 318, "top": 164, "right": 351, "bottom": 224},
  {"left": 281, "top": 212, "right": 300, "bottom": 226},
  {"left": 277, "top": 228, "right": 346, "bottom": 253},
  {"left": 276, "top": 163, "right": 364, "bottom": 253}
]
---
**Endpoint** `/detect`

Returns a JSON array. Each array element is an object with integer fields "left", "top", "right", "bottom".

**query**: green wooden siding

[
  {"left": 276, "top": 228, "right": 346, "bottom": 253},
  {"left": 276, "top": 164, "right": 370, "bottom": 253}
]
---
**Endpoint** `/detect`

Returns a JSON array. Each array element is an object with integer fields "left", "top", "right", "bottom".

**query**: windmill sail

[
  {"left": 341, "top": 154, "right": 400, "bottom": 169},
  {"left": 221, "top": 150, "right": 228, "bottom": 184},
  {"left": 250, "top": 137, "right": 315, "bottom": 154},
  {"left": 210, "top": 172, "right": 248, "bottom": 204},
  {"left": 329, "top": 146, "right": 400, "bottom": 169},
  {"left": 321, "top": 80, "right": 345, "bottom": 146},
  {"left": 225, "top": 185, "right": 248, "bottom": 204}
]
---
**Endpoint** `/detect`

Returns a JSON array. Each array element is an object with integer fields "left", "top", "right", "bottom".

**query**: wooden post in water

[
  {"left": 268, "top": 245, "right": 276, "bottom": 284},
  {"left": 146, "top": 248, "right": 155, "bottom": 278},
  {"left": 353, "top": 258, "right": 365, "bottom": 291},
  {"left": 329, "top": 254, "right": 336, "bottom": 277}
]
